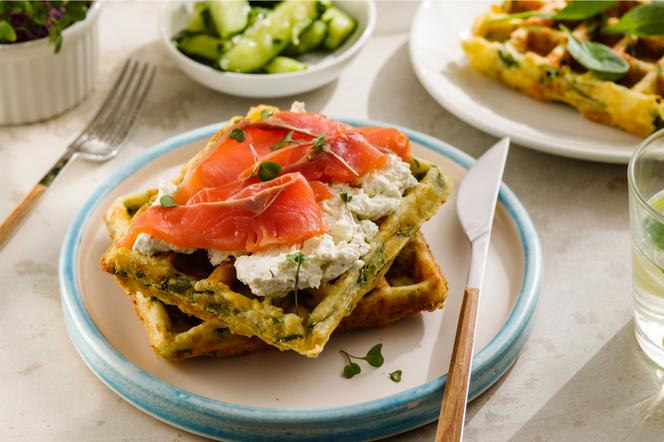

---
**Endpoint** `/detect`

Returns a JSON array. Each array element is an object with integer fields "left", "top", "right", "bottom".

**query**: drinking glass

[{"left": 629, "top": 129, "right": 664, "bottom": 368}]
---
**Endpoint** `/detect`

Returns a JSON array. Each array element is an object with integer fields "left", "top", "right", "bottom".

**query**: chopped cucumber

[
  {"left": 177, "top": 35, "right": 228, "bottom": 62},
  {"left": 208, "top": 0, "right": 250, "bottom": 38},
  {"left": 321, "top": 6, "right": 356, "bottom": 51},
  {"left": 265, "top": 56, "right": 307, "bottom": 73},
  {"left": 283, "top": 20, "right": 327, "bottom": 56},
  {"left": 219, "top": 0, "right": 319, "bottom": 73},
  {"left": 248, "top": 6, "right": 271, "bottom": 26}
]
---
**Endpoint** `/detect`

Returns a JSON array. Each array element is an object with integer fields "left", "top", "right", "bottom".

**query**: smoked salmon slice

[
  {"left": 122, "top": 112, "right": 413, "bottom": 253},
  {"left": 122, "top": 173, "right": 325, "bottom": 252},
  {"left": 356, "top": 126, "right": 411, "bottom": 162}
]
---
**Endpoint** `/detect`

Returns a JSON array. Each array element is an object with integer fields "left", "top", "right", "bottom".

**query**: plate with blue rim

[{"left": 60, "top": 118, "right": 542, "bottom": 441}]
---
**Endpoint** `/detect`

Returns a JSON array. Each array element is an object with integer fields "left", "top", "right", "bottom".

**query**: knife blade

[{"left": 435, "top": 137, "right": 510, "bottom": 442}]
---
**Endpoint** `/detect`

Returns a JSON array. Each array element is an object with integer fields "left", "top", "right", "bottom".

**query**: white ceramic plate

[
  {"left": 409, "top": 0, "right": 642, "bottom": 164},
  {"left": 60, "top": 120, "right": 542, "bottom": 441}
]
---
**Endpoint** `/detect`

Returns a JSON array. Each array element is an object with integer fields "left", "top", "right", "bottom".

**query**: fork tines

[{"left": 73, "top": 59, "right": 156, "bottom": 160}]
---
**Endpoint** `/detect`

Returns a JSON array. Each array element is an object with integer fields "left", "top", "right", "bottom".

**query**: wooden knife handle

[
  {"left": 435, "top": 287, "right": 481, "bottom": 442},
  {"left": 0, "top": 183, "right": 47, "bottom": 247}
]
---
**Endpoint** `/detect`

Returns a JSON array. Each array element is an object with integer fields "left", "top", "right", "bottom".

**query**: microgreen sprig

[
  {"left": 271, "top": 130, "right": 294, "bottom": 151},
  {"left": 340, "top": 343, "right": 384, "bottom": 379},
  {"left": 287, "top": 251, "right": 308, "bottom": 308},
  {"left": 309, "top": 133, "right": 359, "bottom": 177}
]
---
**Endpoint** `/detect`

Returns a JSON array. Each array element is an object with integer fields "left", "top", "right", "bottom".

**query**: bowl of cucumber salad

[{"left": 160, "top": 0, "right": 375, "bottom": 98}]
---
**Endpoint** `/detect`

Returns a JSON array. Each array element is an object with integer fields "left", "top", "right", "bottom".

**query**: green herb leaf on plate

[
  {"left": 257, "top": 161, "right": 282, "bottom": 181},
  {"left": 602, "top": 1, "right": 664, "bottom": 36},
  {"left": 271, "top": 130, "right": 294, "bottom": 151},
  {"left": 561, "top": 25, "right": 628, "bottom": 81},
  {"left": 365, "top": 343, "right": 384, "bottom": 368},
  {"left": 389, "top": 370, "right": 402, "bottom": 383},
  {"left": 343, "top": 362, "right": 361, "bottom": 379},
  {"left": 159, "top": 195, "right": 177, "bottom": 208},
  {"left": 230, "top": 128, "right": 245, "bottom": 142},
  {"left": 340, "top": 192, "right": 352, "bottom": 203}
]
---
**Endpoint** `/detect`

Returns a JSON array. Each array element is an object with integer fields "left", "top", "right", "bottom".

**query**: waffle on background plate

[
  {"left": 462, "top": 0, "right": 664, "bottom": 137},
  {"left": 100, "top": 105, "right": 452, "bottom": 358},
  {"left": 102, "top": 191, "right": 446, "bottom": 359}
]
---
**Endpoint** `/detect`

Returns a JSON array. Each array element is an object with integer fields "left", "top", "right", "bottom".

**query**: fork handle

[
  {"left": 435, "top": 287, "right": 481, "bottom": 442},
  {"left": 0, "top": 183, "right": 47, "bottom": 246},
  {"left": 0, "top": 149, "right": 74, "bottom": 247}
]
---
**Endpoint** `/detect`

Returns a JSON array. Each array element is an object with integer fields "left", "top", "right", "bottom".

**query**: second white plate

[{"left": 409, "top": 0, "right": 641, "bottom": 164}]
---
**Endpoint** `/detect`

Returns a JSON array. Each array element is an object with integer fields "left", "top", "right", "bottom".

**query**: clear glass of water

[{"left": 629, "top": 129, "right": 664, "bottom": 368}]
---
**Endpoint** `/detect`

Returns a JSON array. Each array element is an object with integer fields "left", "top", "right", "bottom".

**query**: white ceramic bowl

[
  {"left": 159, "top": 1, "right": 376, "bottom": 98},
  {"left": 0, "top": 2, "right": 101, "bottom": 125}
]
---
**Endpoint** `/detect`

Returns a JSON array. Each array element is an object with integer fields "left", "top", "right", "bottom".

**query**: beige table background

[{"left": 2, "top": 2, "right": 663, "bottom": 441}]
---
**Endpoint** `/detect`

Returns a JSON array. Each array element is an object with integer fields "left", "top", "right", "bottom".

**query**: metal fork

[{"left": 0, "top": 59, "right": 156, "bottom": 247}]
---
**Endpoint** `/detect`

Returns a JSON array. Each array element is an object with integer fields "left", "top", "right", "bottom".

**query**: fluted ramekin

[{"left": 0, "top": 2, "right": 101, "bottom": 125}]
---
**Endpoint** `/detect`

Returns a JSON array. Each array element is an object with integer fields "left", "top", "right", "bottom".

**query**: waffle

[
  {"left": 462, "top": 1, "right": 664, "bottom": 137},
  {"left": 100, "top": 106, "right": 452, "bottom": 358},
  {"left": 110, "top": 228, "right": 446, "bottom": 360}
]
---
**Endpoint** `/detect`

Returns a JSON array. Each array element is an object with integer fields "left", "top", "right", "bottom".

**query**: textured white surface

[
  {"left": 0, "top": 1, "right": 662, "bottom": 441},
  {"left": 0, "top": 3, "right": 100, "bottom": 125}
]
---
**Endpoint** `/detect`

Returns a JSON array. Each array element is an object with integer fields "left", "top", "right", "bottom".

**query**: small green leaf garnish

[
  {"left": 159, "top": 195, "right": 177, "bottom": 207},
  {"left": 365, "top": 343, "right": 384, "bottom": 367},
  {"left": 260, "top": 109, "right": 273, "bottom": 120},
  {"left": 602, "top": 2, "right": 664, "bottom": 36},
  {"left": 309, "top": 132, "right": 359, "bottom": 177},
  {"left": 340, "top": 343, "right": 385, "bottom": 379},
  {"left": 343, "top": 362, "right": 361, "bottom": 379},
  {"left": 287, "top": 251, "right": 308, "bottom": 265},
  {"left": 229, "top": 128, "right": 245, "bottom": 142},
  {"left": 561, "top": 25, "right": 629, "bottom": 81},
  {"left": 257, "top": 161, "right": 282, "bottom": 181},
  {"left": 645, "top": 217, "right": 664, "bottom": 250},
  {"left": 389, "top": 370, "right": 402, "bottom": 383},
  {"left": 271, "top": 130, "right": 294, "bottom": 151},
  {"left": 340, "top": 192, "right": 352, "bottom": 203}
]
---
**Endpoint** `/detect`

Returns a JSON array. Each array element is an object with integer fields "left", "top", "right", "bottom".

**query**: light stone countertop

[{"left": 2, "top": 2, "right": 663, "bottom": 441}]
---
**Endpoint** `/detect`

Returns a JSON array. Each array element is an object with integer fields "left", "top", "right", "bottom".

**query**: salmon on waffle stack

[
  {"left": 100, "top": 104, "right": 452, "bottom": 358},
  {"left": 462, "top": 0, "right": 664, "bottom": 137}
]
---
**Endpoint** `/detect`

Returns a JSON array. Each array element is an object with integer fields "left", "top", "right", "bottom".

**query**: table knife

[{"left": 435, "top": 137, "right": 510, "bottom": 441}]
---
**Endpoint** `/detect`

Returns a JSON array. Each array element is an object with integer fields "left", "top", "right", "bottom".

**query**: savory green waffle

[
  {"left": 462, "top": 1, "right": 664, "bottom": 137},
  {"left": 113, "top": 232, "right": 446, "bottom": 360},
  {"left": 100, "top": 106, "right": 452, "bottom": 358}
]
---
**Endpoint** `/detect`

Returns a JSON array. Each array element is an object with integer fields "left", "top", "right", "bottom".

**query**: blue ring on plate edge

[{"left": 60, "top": 118, "right": 543, "bottom": 442}]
